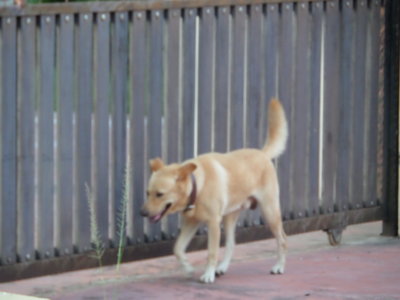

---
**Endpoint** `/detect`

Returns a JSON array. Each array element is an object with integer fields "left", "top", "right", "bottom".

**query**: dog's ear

[
  {"left": 149, "top": 158, "right": 164, "bottom": 172},
  {"left": 177, "top": 163, "right": 197, "bottom": 181}
]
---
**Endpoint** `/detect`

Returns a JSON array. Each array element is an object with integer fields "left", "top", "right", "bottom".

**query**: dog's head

[{"left": 140, "top": 158, "right": 197, "bottom": 223}]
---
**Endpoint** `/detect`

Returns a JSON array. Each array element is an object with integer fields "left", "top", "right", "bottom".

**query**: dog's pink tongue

[{"left": 149, "top": 213, "right": 162, "bottom": 223}]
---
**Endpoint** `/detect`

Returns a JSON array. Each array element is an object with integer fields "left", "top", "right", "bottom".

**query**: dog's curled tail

[{"left": 262, "top": 98, "right": 288, "bottom": 159}]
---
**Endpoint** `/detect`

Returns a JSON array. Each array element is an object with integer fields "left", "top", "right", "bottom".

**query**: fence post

[
  {"left": 1, "top": 16, "right": 17, "bottom": 266},
  {"left": 382, "top": 0, "right": 399, "bottom": 236}
]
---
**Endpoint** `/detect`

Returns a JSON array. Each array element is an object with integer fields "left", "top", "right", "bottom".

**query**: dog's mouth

[{"left": 149, "top": 203, "right": 172, "bottom": 223}]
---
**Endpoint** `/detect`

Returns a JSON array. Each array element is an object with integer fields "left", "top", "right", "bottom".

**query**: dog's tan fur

[{"left": 142, "top": 99, "right": 288, "bottom": 283}]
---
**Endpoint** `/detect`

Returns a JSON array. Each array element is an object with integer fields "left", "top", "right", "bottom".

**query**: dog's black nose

[{"left": 140, "top": 207, "right": 148, "bottom": 217}]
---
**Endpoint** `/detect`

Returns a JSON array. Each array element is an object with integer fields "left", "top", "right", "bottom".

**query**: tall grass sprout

[
  {"left": 116, "top": 162, "right": 130, "bottom": 271},
  {"left": 86, "top": 183, "right": 105, "bottom": 269}
]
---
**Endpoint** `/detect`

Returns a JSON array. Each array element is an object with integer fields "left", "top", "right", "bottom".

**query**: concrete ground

[{"left": 0, "top": 221, "right": 399, "bottom": 300}]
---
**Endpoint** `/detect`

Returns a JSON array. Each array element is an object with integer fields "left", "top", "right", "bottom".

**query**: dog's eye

[
  {"left": 156, "top": 192, "right": 163, "bottom": 198},
  {"left": 146, "top": 191, "right": 150, "bottom": 197}
]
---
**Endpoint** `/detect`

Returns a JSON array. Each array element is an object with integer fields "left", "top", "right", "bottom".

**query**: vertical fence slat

[
  {"left": 230, "top": 5, "right": 246, "bottom": 152},
  {"left": 18, "top": 16, "right": 36, "bottom": 263},
  {"left": 246, "top": 4, "right": 263, "bottom": 225},
  {"left": 95, "top": 12, "right": 110, "bottom": 246},
  {"left": 76, "top": 13, "right": 93, "bottom": 252},
  {"left": 351, "top": 0, "right": 367, "bottom": 208},
  {"left": 264, "top": 3, "right": 279, "bottom": 225},
  {"left": 214, "top": 6, "right": 230, "bottom": 153},
  {"left": 335, "top": 1, "right": 354, "bottom": 213},
  {"left": 1, "top": 16, "right": 17, "bottom": 265},
  {"left": 246, "top": 5, "right": 262, "bottom": 150},
  {"left": 264, "top": 3, "right": 279, "bottom": 142},
  {"left": 194, "top": 7, "right": 209, "bottom": 235},
  {"left": 230, "top": 5, "right": 246, "bottom": 227},
  {"left": 350, "top": 0, "right": 368, "bottom": 210},
  {"left": 198, "top": 7, "right": 215, "bottom": 155},
  {"left": 131, "top": 10, "right": 146, "bottom": 244},
  {"left": 365, "top": 0, "right": 381, "bottom": 207},
  {"left": 308, "top": 1, "right": 323, "bottom": 216},
  {"left": 166, "top": 9, "right": 181, "bottom": 237},
  {"left": 112, "top": 11, "right": 128, "bottom": 245},
  {"left": 321, "top": 1, "right": 340, "bottom": 214},
  {"left": 58, "top": 14, "right": 74, "bottom": 257},
  {"left": 182, "top": 8, "right": 196, "bottom": 160},
  {"left": 147, "top": 10, "right": 164, "bottom": 241},
  {"left": 37, "top": 15, "right": 55, "bottom": 259},
  {"left": 278, "top": 3, "right": 295, "bottom": 220},
  {"left": 292, "top": 2, "right": 311, "bottom": 219}
]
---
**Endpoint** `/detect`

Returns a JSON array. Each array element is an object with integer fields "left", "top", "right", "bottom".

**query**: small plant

[
  {"left": 85, "top": 158, "right": 130, "bottom": 272},
  {"left": 86, "top": 183, "right": 105, "bottom": 269},
  {"left": 115, "top": 162, "right": 130, "bottom": 271}
]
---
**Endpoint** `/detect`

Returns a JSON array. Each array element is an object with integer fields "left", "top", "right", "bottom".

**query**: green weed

[
  {"left": 116, "top": 162, "right": 130, "bottom": 271},
  {"left": 85, "top": 183, "right": 105, "bottom": 269}
]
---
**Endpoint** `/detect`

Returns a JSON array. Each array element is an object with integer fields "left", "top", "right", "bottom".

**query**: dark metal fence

[{"left": 0, "top": 0, "right": 398, "bottom": 282}]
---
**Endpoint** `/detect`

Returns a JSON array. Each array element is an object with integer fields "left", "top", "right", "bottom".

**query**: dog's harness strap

[{"left": 184, "top": 173, "right": 197, "bottom": 212}]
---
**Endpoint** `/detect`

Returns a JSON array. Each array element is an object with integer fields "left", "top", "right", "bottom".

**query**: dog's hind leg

[
  {"left": 174, "top": 216, "right": 200, "bottom": 273},
  {"left": 215, "top": 210, "right": 240, "bottom": 277},
  {"left": 259, "top": 193, "right": 287, "bottom": 274}
]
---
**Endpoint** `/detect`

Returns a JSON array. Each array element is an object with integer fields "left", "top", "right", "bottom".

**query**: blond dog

[{"left": 141, "top": 99, "right": 288, "bottom": 283}]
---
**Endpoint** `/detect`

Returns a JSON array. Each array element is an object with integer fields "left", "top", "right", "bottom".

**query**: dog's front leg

[
  {"left": 200, "top": 219, "right": 221, "bottom": 283},
  {"left": 174, "top": 217, "right": 199, "bottom": 273},
  {"left": 216, "top": 210, "right": 240, "bottom": 276}
]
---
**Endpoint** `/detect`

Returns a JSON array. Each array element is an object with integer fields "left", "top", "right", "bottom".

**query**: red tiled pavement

[{"left": 0, "top": 221, "right": 399, "bottom": 300}]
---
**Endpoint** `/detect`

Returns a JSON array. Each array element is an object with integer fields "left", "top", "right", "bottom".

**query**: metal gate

[{"left": 0, "top": 0, "right": 398, "bottom": 282}]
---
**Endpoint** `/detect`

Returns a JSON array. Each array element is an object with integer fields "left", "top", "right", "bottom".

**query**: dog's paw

[
  {"left": 270, "top": 263, "right": 285, "bottom": 275},
  {"left": 200, "top": 269, "right": 216, "bottom": 283},
  {"left": 215, "top": 262, "right": 229, "bottom": 277},
  {"left": 182, "top": 263, "right": 195, "bottom": 274}
]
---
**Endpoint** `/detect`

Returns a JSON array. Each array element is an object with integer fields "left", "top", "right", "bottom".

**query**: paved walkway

[{"left": 0, "top": 222, "right": 399, "bottom": 300}]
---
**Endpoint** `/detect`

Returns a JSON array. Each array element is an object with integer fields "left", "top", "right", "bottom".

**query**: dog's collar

[{"left": 184, "top": 174, "right": 197, "bottom": 212}]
